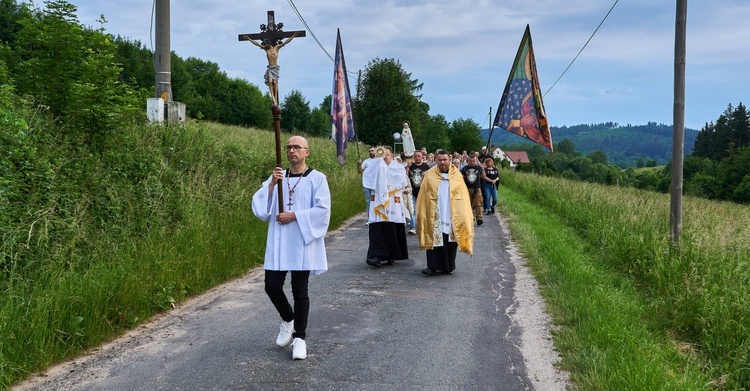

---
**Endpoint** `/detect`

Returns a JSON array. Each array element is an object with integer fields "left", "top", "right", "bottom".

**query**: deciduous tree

[
  {"left": 422, "top": 114, "right": 450, "bottom": 153},
  {"left": 448, "top": 118, "right": 483, "bottom": 153},
  {"left": 588, "top": 150, "right": 608, "bottom": 165},
  {"left": 353, "top": 58, "right": 422, "bottom": 146},
  {"left": 281, "top": 89, "right": 311, "bottom": 133}
]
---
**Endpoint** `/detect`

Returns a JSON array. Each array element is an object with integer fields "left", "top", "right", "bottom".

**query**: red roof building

[{"left": 504, "top": 151, "right": 530, "bottom": 165}]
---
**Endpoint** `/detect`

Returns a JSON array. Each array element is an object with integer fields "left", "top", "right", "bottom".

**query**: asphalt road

[{"left": 15, "top": 212, "right": 569, "bottom": 391}]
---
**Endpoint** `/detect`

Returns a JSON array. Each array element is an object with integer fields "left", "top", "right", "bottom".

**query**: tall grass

[
  {"left": 500, "top": 170, "right": 750, "bottom": 389},
  {"left": 0, "top": 120, "right": 365, "bottom": 389}
]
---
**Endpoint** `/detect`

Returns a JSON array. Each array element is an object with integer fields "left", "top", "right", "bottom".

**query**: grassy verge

[
  {"left": 0, "top": 121, "right": 366, "bottom": 388},
  {"left": 499, "top": 169, "right": 750, "bottom": 389}
]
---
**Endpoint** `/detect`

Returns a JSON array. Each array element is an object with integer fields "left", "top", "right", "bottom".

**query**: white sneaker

[
  {"left": 291, "top": 338, "right": 307, "bottom": 360},
  {"left": 408, "top": 228, "right": 416, "bottom": 235},
  {"left": 276, "top": 320, "right": 294, "bottom": 347}
]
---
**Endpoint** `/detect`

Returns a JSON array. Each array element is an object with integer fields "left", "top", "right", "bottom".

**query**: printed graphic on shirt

[
  {"left": 464, "top": 168, "right": 480, "bottom": 184},
  {"left": 411, "top": 168, "right": 424, "bottom": 187}
]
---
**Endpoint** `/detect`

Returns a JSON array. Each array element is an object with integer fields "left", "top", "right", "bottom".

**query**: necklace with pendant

[{"left": 286, "top": 167, "right": 306, "bottom": 209}]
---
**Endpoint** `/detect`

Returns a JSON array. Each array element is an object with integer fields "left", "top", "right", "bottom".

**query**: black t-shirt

[
  {"left": 484, "top": 167, "right": 498, "bottom": 181},
  {"left": 484, "top": 166, "right": 499, "bottom": 187},
  {"left": 408, "top": 162, "right": 430, "bottom": 198},
  {"left": 461, "top": 164, "right": 483, "bottom": 190}
]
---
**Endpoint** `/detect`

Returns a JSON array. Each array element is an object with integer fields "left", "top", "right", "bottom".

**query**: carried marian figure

[{"left": 401, "top": 122, "right": 416, "bottom": 158}]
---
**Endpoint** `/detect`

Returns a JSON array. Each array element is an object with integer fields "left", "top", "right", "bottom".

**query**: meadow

[
  {"left": 3, "top": 118, "right": 749, "bottom": 390},
  {"left": 499, "top": 170, "right": 750, "bottom": 390}
]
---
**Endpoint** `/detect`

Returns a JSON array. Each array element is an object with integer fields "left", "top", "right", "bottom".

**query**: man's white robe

[{"left": 251, "top": 169, "right": 331, "bottom": 275}]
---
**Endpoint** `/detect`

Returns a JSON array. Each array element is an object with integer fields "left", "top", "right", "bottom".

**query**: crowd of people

[
  {"left": 358, "top": 144, "right": 501, "bottom": 274},
  {"left": 250, "top": 131, "right": 502, "bottom": 361},
  {"left": 363, "top": 145, "right": 501, "bottom": 225}
]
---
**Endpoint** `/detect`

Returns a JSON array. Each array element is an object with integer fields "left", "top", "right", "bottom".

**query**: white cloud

[{"left": 65, "top": 0, "right": 750, "bottom": 130}]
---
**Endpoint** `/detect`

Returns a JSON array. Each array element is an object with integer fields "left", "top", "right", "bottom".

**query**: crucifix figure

[
  {"left": 239, "top": 11, "right": 306, "bottom": 107},
  {"left": 239, "top": 11, "right": 306, "bottom": 212}
]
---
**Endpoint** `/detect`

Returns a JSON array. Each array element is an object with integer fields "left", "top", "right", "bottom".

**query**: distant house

[
  {"left": 505, "top": 151, "right": 530, "bottom": 165},
  {"left": 491, "top": 146, "right": 506, "bottom": 160},
  {"left": 491, "top": 147, "right": 530, "bottom": 168}
]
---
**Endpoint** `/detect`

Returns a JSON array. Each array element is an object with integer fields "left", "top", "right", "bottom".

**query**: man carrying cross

[{"left": 251, "top": 135, "right": 331, "bottom": 360}]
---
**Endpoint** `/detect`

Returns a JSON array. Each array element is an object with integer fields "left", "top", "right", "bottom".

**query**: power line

[
  {"left": 285, "top": 0, "right": 358, "bottom": 76},
  {"left": 479, "top": 108, "right": 489, "bottom": 130},
  {"left": 544, "top": 0, "right": 620, "bottom": 97},
  {"left": 286, "top": 0, "right": 333, "bottom": 62}
]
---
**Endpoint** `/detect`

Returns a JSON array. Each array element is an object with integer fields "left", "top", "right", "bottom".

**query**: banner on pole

[
  {"left": 331, "top": 29, "right": 356, "bottom": 165},
  {"left": 494, "top": 25, "right": 553, "bottom": 151}
]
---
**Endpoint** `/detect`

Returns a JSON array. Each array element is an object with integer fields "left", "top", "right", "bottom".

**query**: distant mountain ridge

[{"left": 481, "top": 122, "right": 700, "bottom": 168}]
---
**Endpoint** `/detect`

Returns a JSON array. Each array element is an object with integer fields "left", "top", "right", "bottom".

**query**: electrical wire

[
  {"left": 286, "top": 0, "right": 333, "bottom": 62},
  {"left": 284, "top": 0, "right": 620, "bottom": 121},
  {"left": 544, "top": 0, "right": 619, "bottom": 97},
  {"left": 286, "top": 0, "right": 358, "bottom": 76},
  {"left": 479, "top": 109, "right": 489, "bottom": 130}
]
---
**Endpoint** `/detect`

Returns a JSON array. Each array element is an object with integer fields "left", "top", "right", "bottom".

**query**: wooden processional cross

[{"left": 238, "top": 11, "right": 305, "bottom": 213}]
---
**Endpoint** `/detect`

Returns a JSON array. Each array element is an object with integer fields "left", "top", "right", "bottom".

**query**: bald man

[{"left": 252, "top": 135, "right": 331, "bottom": 360}]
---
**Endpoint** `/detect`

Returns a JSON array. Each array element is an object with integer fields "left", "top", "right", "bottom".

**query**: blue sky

[{"left": 69, "top": 0, "right": 750, "bottom": 131}]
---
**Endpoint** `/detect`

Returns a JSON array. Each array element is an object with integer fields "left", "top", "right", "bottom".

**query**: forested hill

[{"left": 482, "top": 122, "right": 700, "bottom": 168}]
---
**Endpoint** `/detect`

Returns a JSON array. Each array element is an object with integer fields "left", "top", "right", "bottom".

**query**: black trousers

[{"left": 264, "top": 270, "right": 310, "bottom": 340}]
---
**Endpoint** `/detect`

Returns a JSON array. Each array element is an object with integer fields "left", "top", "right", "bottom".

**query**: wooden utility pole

[
  {"left": 486, "top": 106, "right": 494, "bottom": 153},
  {"left": 154, "top": 0, "right": 172, "bottom": 102},
  {"left": 238, "top": 11, "right": 305, "bottom": 212},
  {"left": 670, "top": 0, "right": 687, "bottom": 246}
]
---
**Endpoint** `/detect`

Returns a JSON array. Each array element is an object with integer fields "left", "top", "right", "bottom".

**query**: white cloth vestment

[
  {"left": 362, "top": 158, "right": 408, "bottom": 224},
  {"left": 251, "top": 169, "right": 331, "bottom": 275}
]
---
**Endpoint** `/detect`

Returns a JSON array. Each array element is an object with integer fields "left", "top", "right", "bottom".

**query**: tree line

[
  {"left": 680, "top": 103, "right": 750, "bottom": 202},
  {"left": 2, "top": 0, "right": 485, "bottom": 151},
  {"left": 487, "top": 122, "right": 700, "bottom": 168},
  {"left": 500, "top": 103, "right": 750, "bottom": 204}
]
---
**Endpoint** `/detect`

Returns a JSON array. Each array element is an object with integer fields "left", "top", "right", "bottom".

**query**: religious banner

[
  {"left": 331, "top": 29, "right": 356, "bottom": 165},
  {"left": 493, "top": 24, "right": 553, "bottom": 151}
]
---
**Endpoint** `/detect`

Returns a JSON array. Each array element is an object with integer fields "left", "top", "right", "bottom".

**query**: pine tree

[{"left": 728, "top": 102, "right": 750, "bottom": 149}]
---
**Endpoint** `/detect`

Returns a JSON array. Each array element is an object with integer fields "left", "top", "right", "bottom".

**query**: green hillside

[
  {"left": 500, "top": 170, "right": 750, "bottom": 389},
  {"left": 483, "top": 122, "right": 700, "bottom": 167}
]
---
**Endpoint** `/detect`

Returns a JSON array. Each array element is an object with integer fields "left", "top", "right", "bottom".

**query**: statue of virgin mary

[{"left": 401, "top": 122, "right": 416, "bottom": 157}]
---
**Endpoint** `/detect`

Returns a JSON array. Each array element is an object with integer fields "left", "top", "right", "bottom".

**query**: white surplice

[
  {"left": 363, "top": 158, "right": 408, "bottom": 224},
  {"left": 251, "top": 169, "right": 331, "bottom": 275}
]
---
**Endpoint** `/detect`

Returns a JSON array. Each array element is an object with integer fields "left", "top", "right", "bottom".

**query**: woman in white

[{"left": 401, "top": 122, "right": 416, "bottom": 158}]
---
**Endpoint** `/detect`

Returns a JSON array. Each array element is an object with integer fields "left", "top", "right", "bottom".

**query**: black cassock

[
  {"left": 367, "top": 222, "right": 408, "bottom": 264},
  {"left": 425, "top": 233, "right": 458, "bottom": 273}
]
